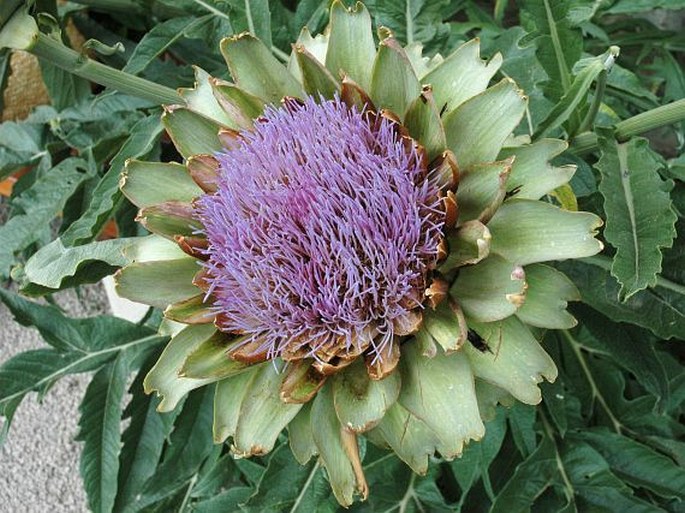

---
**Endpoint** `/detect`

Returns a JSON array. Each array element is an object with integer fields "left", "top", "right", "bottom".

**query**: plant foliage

[{"left": 0, "top": 0, "right": 684, "bottom": 512}]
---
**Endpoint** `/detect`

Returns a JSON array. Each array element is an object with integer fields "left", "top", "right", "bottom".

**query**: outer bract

[{"left": 116, "top": 1, "right": 602, "bottom": 505}]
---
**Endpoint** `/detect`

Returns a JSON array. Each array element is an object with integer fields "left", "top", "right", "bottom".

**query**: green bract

[{"left": 114, "top": 1, "right": 602, "bottom": 506}]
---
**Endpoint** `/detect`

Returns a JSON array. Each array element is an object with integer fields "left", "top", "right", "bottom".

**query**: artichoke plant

[{"left": 115, "top": 1, "right": 602, "bottom": 505}]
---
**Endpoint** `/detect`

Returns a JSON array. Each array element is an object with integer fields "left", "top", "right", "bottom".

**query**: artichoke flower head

[{"left": 117, "top": 1, "right": 603, "bottom": 505}]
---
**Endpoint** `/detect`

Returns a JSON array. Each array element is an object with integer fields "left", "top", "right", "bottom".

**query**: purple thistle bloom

[{"left": 196, "top": 96, "right": 444, "bottom": 363}]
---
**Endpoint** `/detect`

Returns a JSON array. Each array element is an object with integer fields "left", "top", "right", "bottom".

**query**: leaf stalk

[{"left": 571, "top": 98, "right": 685, "bottom": 154}]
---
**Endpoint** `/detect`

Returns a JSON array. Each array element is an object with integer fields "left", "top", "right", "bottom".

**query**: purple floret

[{"left": 196, "top": 96, "right": 443, "bottom": 361}]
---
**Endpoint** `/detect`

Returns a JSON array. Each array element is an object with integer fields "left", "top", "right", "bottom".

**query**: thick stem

[
  {"left": 615, "top": 97, "right": 685, "bottom": 140},
  {"left": 571, "top": 98, "right": 685, "bottom": 154},
  {"left": 31, "top": 32, "right": 184, "bottom": 105}
]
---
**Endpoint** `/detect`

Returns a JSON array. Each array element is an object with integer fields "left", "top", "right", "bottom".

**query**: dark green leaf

[
  {"left": 490, "top": 437, "right": 558, "bottom": 513},
  {"left": 507, "top": 403, "right": 537, "bottom": 458},
  {"left": 0, "top": 288, "right": 162, "bottom": 440},
  {"left": 558, "top": 257, "right": 685, "bottom": 340},
  {"left": 77, "top": 352, "right": 131, "bottom": 513},
  {"left": 562, "top": 441, "right": 660, "bottom": 513},
  {"left": 192, "top": 486, "right": 253, "bottom": 513},
  {"left": 574, "top": 430, "right": 685, "bottom": 500},
  {"left": 596, "top": 132, "right": 677, "bottom": 300},
  {"left": 123, "top": 16, "right": 213, "bottom": 76},
  {"left": 520, "top": 0, "right": 583, "bottom": 102},
  {"left": 372, "top": 0, "right": 450, "bottom": 50}
]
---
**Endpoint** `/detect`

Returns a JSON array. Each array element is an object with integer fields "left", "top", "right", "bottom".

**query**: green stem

[
  {"left": 31, "top": 32, "right": 184, "bottom": 105},
  {"left": 571, "top": 98, "right": 685, "bottom": 154},
  {"left": 577, "top": 69, "right": 607, "bottom": 134},
  {"left": 615, "top": 98, "right": 685, "bottom": 140},
  {"left": 540, "top": 412, "right": 575, "bottom": 506}
]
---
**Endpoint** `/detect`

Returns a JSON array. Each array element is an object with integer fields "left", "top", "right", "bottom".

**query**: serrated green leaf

[
  {"left": 0, "top": 157, "right": 90, "bottom": 276},
  {"left": 60, "top": 115, "right": 163, "bottom": 246},
  {"left": 520, "top": 0, "right": 583, "bottom": 102},
  {"left": 559, "top": 256, "right": 685, "bottom": 340},
  {"left": 464, "top": 316, "right": 557, "bottom": 405},
  {"left": 372, "top": 0, "right": 450, "bottom": 49},
  {"left": 561, "top": 441, "right": 658, "bottom": 513},
  {"left": 77, "top": 352, "right": 131, "bottom": 513},
  {"left": 575, "top": 430, "right": 685, "bottom": 500},
  {"left": 596, "top": 133, "right": 677, "bottom": 300},
  {"left": 425, "top": 37, "right": 503, "bottom": 111},
  {"left": 488, "top": 199, "right": 603, "bottom": 265},
  {"left": 0, "top": 287, "right": 157, "bottom": 353},
  {"left": 516, "top": 264, "right": 579, "bottom": 329},
  {"left": 499, "top": 139, "right": 576, "bottom": 200}
]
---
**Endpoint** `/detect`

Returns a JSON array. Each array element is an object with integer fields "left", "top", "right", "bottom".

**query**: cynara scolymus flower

[
  {"left": 197, "top": 96, "right": 443, "bottom": 371},
  {"left": 116, "top": 0, "right": 603, "bottom": 505}
]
